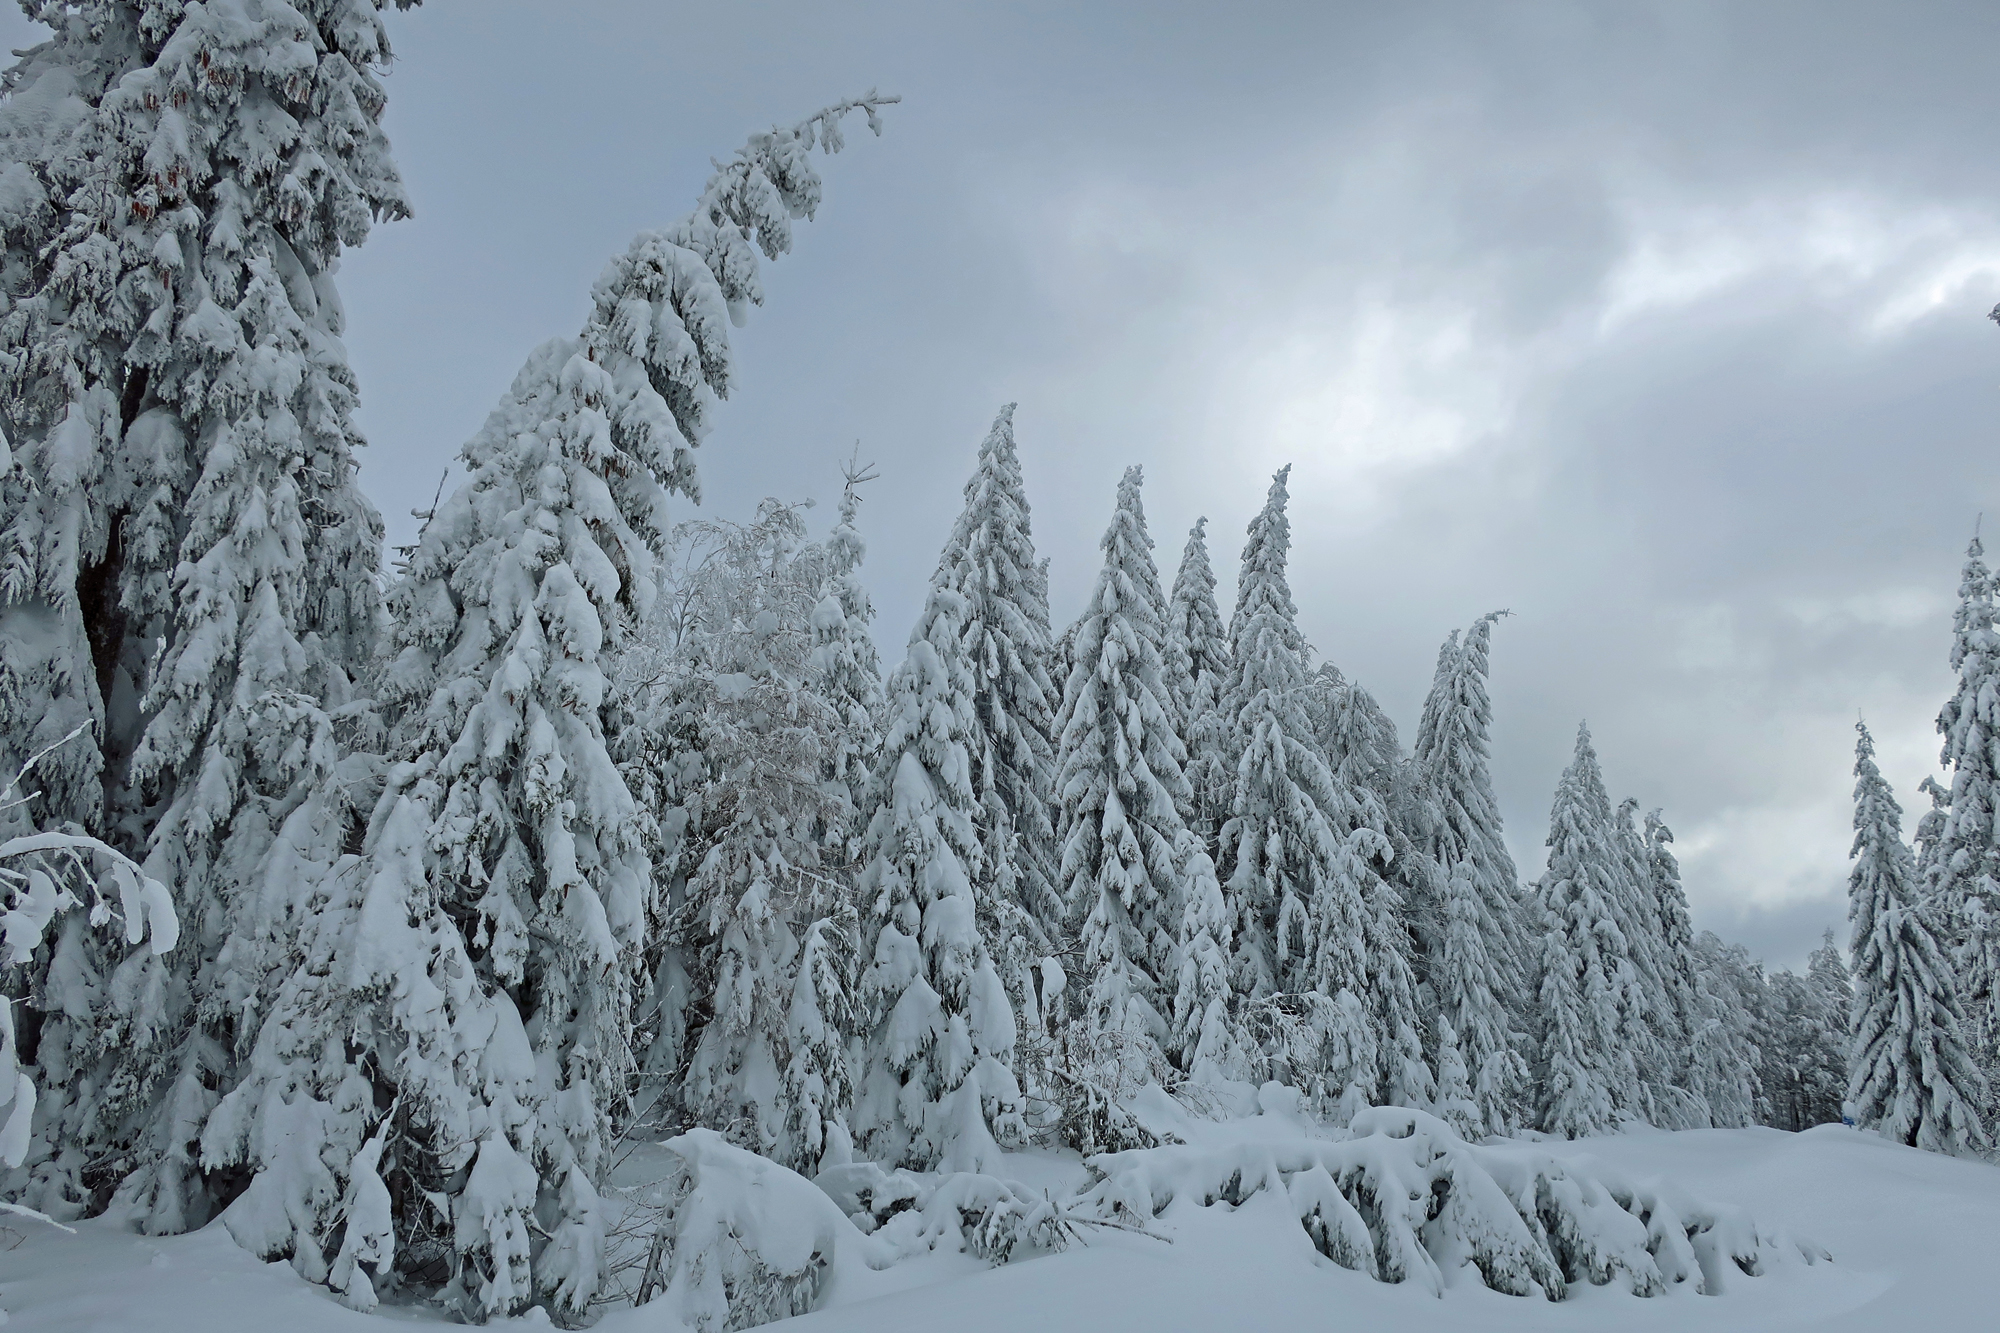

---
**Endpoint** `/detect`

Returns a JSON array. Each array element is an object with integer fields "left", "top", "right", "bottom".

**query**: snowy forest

[{"left": 0, "top": 4, "right": 1995, "bottom": 1331}]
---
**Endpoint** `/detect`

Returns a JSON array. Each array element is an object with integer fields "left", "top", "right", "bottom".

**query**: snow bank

[{"left": 1084, "top": 1104, "right": 1828, "bottom": 1300}]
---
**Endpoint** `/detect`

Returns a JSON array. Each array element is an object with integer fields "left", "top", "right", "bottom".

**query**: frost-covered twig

[{"left": 0, "top": 1200, "right": 75, "bottom": 1234}]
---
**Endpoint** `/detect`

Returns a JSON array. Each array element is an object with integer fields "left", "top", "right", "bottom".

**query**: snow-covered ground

[{"left": 3, "top": 1122, "right": 1992, "bottom": 1332}]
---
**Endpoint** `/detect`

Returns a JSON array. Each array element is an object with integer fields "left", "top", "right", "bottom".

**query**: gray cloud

[{"left": 12, "top": 1, "right": 1995, "bottom": 971}]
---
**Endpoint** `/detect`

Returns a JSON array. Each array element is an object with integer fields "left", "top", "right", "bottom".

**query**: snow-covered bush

[
  {"left": 0, "top": 731, "right": 178, "bottom": 1171},
  {"left": 1082, "top": 1104, "right": 1830, "bottom": 1300},
  {"left": 815, "top": 1157, "right": 1082, "bottom": 1264},
  {"left": 632, "top": 1129, "right": 885, "bottom": 1332},
  {"left": 622, "top": 1129, "right": 1086, "bottom": 1331}
]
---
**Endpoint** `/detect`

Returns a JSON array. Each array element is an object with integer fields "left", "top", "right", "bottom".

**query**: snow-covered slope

[{"left": 2, "top": 1124, "right": 1991, "bottom": 1331}]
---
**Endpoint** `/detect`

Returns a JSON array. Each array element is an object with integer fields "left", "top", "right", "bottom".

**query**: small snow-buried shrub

[
  {"left": 634, "top": 1130, "right": 872, "bottom": 1332},
  {"left": 815, "top": 1158, "right": 1084, "bottom": 1263},
  {"left": 1083, "top": 1106, "right": 1829, "bottom": 1301},
  {"left": 623, "top": 1129, "right": 1093, "bottom": 1330}
]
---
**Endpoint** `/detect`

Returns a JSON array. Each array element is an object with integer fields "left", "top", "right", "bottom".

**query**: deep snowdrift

[{"left": 2, "top": 1118, "right": 1992, "bottom": 1331}]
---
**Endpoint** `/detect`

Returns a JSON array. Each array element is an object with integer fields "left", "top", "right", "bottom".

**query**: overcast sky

[{"left": 21, "top": 2, "right": 1996, "bottom": 969}]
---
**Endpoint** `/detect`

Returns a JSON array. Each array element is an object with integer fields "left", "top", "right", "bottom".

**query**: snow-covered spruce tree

[
  {"left": 1053, "top": 466, "right": 1191, "bottom": 1085},
  {"left": 1308, "top": 666, "right": 1431, "bottom": 1110},
  {"left": 1687, "top": 932, "right": 1764, "bottom": 1128},
  {"left": 1406, "top": 613, "right": 1529, "bottom": 1133},
  {"left": 1642, "top": 810, "right": 1702, "bottom": 1087},
  {"left": 1216, "top": 468, "right": 1381, "bottom": 1100},
  {"left": 1922, "top": 536, "right": 2000, "bottom": 1117},
  {"left": 937, "top": 404, "right": 1063, "bottom": 976},
  {"left": 205, "top": 99, "right": 895, "bottom": 1318},
  {"left": 852, "top": 574, "right": 1025, "bottom": 1173},
  {"left": 810, "top": 456, "right": 885, "bottom": 842},
  {"left": 1607, "top": 796, "right": 1700, "bottom": 1126},
  {"left": 1, "top": 0, "right": 415, "bottom": 1232},
  {"left": 1805, "top": 928, "right": 1855, "bottom": 1118},
  {"left": 1533, "top": 724, "right": 1646, "bottom": 1137},
  {"left": 1165, "top": 517, "right": 1226, "bottom": 718},
  {"left": 1169, "top": 518, "right": 1235, "bottom": 855},
  {"left": 1760, "top": 936, "right": 1848, "bottom": 1133},
  {"left": 1847, "top": 722, "right": 1990, "bottom": 1156},
  {"left": 1168, "top": 835, "right": 1248, "bottom": 1081}
]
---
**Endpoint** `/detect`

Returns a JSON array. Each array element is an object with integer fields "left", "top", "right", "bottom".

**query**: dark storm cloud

[{"left": 11, "top": 1, "right": 1993, "bottom": 968}]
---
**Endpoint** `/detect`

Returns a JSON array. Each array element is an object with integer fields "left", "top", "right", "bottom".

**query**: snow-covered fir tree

[
  {"left": 1168, "top": 518, "right": 1233, "bottom": 852},
  {"left": 810, "top": 457, "right": 886, "bottom": 837},
  {"left": 1760, "top": 932, "right": 1849, "bottom": 1132},
  {"left": 1165, "top": 517, "right": 1226, "bottom": 718},
  {"left": 1643, "top": 809, "right": 1703, "bottom": 1095},
  {"left": 1215, "top": 468, "right": 1383, "bottom": 1100},
  {"left": 937, "top": 405, "right": 1063, "bottom": 976},
  {"left": 1408, "top": 614, "right": 1530, "bottom": 1133},
  {"left": 1610, "top": 796, "right": 1700, "bottom": 1125},
  {"left": 198, "top": 98, "right": 893, "bottom": 1317},
  {"left": 1309, "top": 665, "right": 1431, "bottom": 1109},
  {"left": 1687, "top": 931, "right": 1764, "bottom": 1128},
  {"left": 1847, "top": 722, "right": 1990, "bottom": 1157},
  {"left": 1921, "top": 536, "right": 2000, "bottom": 1118},
  {"left": 1, "top": 0, "right": 414, "bottom": 1233},
  {"left": 1168, "top": 834, "right": 1248, "bottom": 1081},
  {"left": 852, "top": 571, "right": 1025, "bottom": 1173},
  {"left": 1053, "top": 466, "right": 1191, "bottom": 1080},
  {"left": 1219, "top": 467, "right": 1333, "bottom": 995},
  {"left": 1533, "top": 724, "right": 1645, "bottom": 1137}
]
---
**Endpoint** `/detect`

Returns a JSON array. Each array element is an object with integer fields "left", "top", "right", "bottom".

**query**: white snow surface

[{"left": 2, "top": 1117, "right": 1993, "bottom": 1332}]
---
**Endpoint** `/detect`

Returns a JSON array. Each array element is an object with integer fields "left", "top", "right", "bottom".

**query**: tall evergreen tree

[
  {"left": 1847, "top": 722, "right": 1990, "bottom": 1157},
  {"left": 1310, "top": 666, "right": 1431, "bottom": 1109},
  {"left": 1166, "top": 518, "right": 1228, "bottom": 716},
  {"left": 198, "top": 99, "right": 894, "bottom": 1317},
  {"left": 810, "top": 456, "right": 886, "bottom": 839},
  {"left": 1685, "top": 932, "right": 1763, "bottom": 1128},
  {"left": 1409, "top": 613, "right": 1530, "bottom": 1133},
  {"left": 1214, "top": 469, "right": 1390, "bottom": 1099},
  {"left": 1643, "top": 809, "right": 1702, "bottom": 1081},
  {"left": 1169, "top": 518, "right": 1233, "bottom": 853},
  {"left": 1760, "top": 934, "right": 1849, "bottom": 1133},
  {"left": 1053, "top": 467, "right": 1192, "bottom": 1077},
  {"left": 1922, "top": 536, "right": 2000, "bottom": 1115},
  {"left": 1533, "top": 724, "right": 1644, "bottom": 1137},
  {"left": 938, "top": 405, "right": 1063, "bottom": 965},
  {"left": 1, "top": 0, "right": 415, "bottom": 1233},
  {"left": 1610, "top": 796, "right": 1697, "bottom": 1125},
  {"left": 853, "top": 577, "right": 1024, "bottom": 1172},
  {"left": 1218, "top": 468, "right": 1346, "bottom": 998}
]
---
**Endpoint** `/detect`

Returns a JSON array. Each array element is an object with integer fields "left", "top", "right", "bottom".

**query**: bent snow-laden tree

[
  {"left": 200, "top": 97, "right": 896, "bottom": 1318},
  {"left": 1846, "top": 722, "right": 1989, "bottom": 1158}
]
